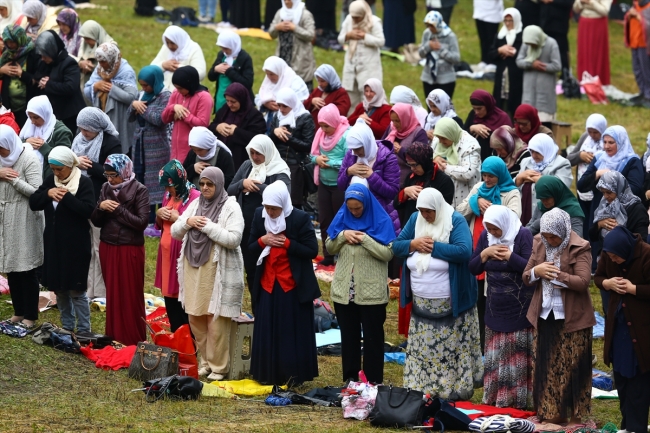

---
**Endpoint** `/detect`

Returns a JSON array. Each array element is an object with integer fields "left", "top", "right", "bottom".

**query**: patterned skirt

[
  {"left": 403, "top": 296, "right": 483, "bottom": 400},
  {"left": 533, "top": 314, "right": 592, "bottom": 420},
  {"left": 483, "top": 326, "right": 534, "bottom": 409}
]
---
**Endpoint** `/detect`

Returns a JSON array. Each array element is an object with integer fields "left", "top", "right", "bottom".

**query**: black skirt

[
  {"left": 230, "top": 0, "right": 261, "bottom": 29},
  {"left": 250, "top": 281, "right": 318, "bottom": 386}
]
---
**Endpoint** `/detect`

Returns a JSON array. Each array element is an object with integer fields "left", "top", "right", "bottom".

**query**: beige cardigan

[
  {"left": 456, "top": 182, "right": 522, "bottom": 234},
  {"left": 269, "top": 8, "right": 317, "bottom": 83},
  {"left": 338, "top": 14, "right": 385, "bottom": 92}
]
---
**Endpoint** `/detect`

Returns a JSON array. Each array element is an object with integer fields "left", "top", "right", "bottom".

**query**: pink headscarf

[
  {"left": 385, "top": 103, "right": 421, "bottom": 142},
  {"left": 310, "top": 104, "right": 350, "bottom": 185}
]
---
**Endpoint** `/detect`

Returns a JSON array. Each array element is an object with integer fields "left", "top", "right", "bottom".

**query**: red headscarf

[
  {"left": 513, "top": 104, "right": 542, "bottom": 144},
  {"left": 385, "top": 103, "right": 421, "bottom": 142},
  {"left": 470, "top": 89, "right": 512, "bottom": 131}
]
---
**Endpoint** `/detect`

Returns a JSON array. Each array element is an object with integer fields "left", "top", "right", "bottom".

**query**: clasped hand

[
  {"left": 481, "top": 245, "right": 511, "bottom": 263},
  {"left": 534, "top": 262, "right": 561, "bottom": 281},
  {"left": 347, "top": 162, "right": 372, "bottom": 178},
  {"left": 173, "top": 104, "right": 190, "bottom": 121},
  {"left": 187, "top": 216, "right": 208, "bottom": 230},
  {"left": 99, "top": 199, "right": 120, "bottom": 212},
  {"left": 0, "top": 167, "right": 19, "bottom": 181},
  {"left": 603, "top": 277, "right": 636, "bottom": 295},
  {"left": 410, "top": 236, "right": 433, "bottom": 254},
  {"left": 274, "top": 126, "right": 292, "bottom": 142},
  {"left": 262, "top": 233, "right": 287, "bottom": 247},
  {"left": 132, "top": 100, "right": 148, "bottom": 115},
  {"left": 343, "top": 230, "right": 364, "bottom": 245},
  {"left": 47, "top": 187, "right": 68, "bottom": 202}
]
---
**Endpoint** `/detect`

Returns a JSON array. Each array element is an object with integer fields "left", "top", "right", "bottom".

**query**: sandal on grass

[
  {"left": 17, "top": 321, "right": 39, "bottom": 333},
  {"left": 1, "top": 317, "right": 22, "bottom": 324}
]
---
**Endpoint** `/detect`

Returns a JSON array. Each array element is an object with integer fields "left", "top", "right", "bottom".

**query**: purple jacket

[
  {"left": 382, "top": 126, "right": 430, "bottom": 186},
  {"left": 468, "top": 227, "right": 536, "bottom": 333},
  {"left": 338, "top": 140, "right": 401, "bottom": 235}
]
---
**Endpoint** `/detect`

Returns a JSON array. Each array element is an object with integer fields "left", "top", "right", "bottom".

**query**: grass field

[{"left": 0, "top": 0, "right": 642, "bottom": 431}]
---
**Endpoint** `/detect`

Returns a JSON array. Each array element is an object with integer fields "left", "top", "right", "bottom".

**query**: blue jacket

[{"left": 392, "top": 211, "right": 477, "bottom": 317}]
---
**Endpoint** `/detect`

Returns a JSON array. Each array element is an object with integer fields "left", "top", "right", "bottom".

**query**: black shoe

[
  {"left": 318, "top": 257, "right": 335, "bottom": 266},
  {"left": 630, "top": 94, "right": 644, "bottom": 103}
]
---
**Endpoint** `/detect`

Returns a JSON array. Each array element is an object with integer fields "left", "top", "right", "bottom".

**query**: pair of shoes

[
  {"left": 318, "top": 257, "right": 335, "bottom": 266},
  {"left": 198, "top": 367, "right": 211, "bottom": 376},
  {"left": 207, "top": 372, "right": 224, "bottom": 381},
  {"left": 198, "top": 15, "right": 213, "bottom": 23}
]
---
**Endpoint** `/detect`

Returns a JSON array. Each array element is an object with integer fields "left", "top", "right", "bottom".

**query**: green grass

[{"left": 0, "top": 0, "right": 642, "bottom": 430}]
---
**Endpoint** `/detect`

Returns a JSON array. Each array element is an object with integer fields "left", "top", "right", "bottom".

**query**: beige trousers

[
  {"left": 86, "top": 222, "right": 106, "bottom": 299},
  {"left": 189, "top": 314, "right": 232, "bottom": 374}
]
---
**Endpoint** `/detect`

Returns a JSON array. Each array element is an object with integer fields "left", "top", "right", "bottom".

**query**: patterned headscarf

[
  {"left": 425, "top": 88, "right": 457, "bottom": 131},
  {"left": 72, "top": 107, "right": 119, "bottom": 175},
  {"left": 594, "top": 171, "right": 641, "bottom": 237},
  {"left": 406, "top": 141, "right": 434, "bottom": 175},
  {"left": 104, "top": 154, "right": 134, "bottom": 180},
  {"left": 95, "top": 42, "right": 121, "bottom": 74},
  {"left": 56, "top": 8, "right": 81, "bottom": 56},
  {"left": 0, "top": 25, "right": 35, "bottom": 67},
  {"left": 423, "top": 10, "right": 451, "bottom": 37},
  {"left": 158, "top": 159, "right": 195, "bottom": 205},
  {"left": 539, "top": 208, "right": 572, "bottom": 303}
]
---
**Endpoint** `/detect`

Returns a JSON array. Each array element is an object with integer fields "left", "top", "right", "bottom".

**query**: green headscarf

[
  {"left": 158, "top": 159, "right": 195, "bottom": 205},
  {"left": 536, "top": 175, "right": 584, "bottom": 219},
  {"left": 0, "top": 25, "right": 35, "bottom": 67},
  {"left": 522, "top": 25, "right": 548, "bottom": 64},
  {"left": 432, "top": 117, "right": 463, "bottom": 165},
  {"left": 138, "top": 65, "right": 165, "bottom": 102}
]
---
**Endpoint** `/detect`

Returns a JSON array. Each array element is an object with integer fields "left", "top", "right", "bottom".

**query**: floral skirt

[
  {"left": 533, "top": 314, "right": 592, "bottom": 420},
  {"left": 483, "top": 326, "right": 534, "bottom": 409},
  {"left": 403, "top": 296, "right": 483, "bottom": 400}
]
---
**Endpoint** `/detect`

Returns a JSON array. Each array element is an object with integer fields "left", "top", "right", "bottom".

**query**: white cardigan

[
  {"left": 171, "top": 196, "right": 245, "bottom": 319},
  {"left": 338, "top": 14, "right": 385, "bottom": 92},
  {"left": 150, "top": 41, "right": 207, "bottom": 92}
]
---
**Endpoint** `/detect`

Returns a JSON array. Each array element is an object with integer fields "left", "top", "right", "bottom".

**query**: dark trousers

[
  {"left": 476, "top": 279, "right": 486, "bottom": 355},
  {"left": 614, "top": 370, "right": 650, "bottom": 433},
  {"left": 221, "top": 0, "right": 230, "bottom": 22},
  {"left": 334, "top": 301, "right": 386, "bottom": 384},
  {"left": 423, "top": 81, "right": 457, "bottom": 101},
  {"left": 317, "top": 183, "right": 345, "bottom": 260},
  {"left": 475, "top": 19, "right": 499, "bottom": 64},
  {"left": 547, "top": 30, "right": 570, "bottom": 74},
  {"left": 164, "top": 296, "right": 189, "bottom": 332},
  {"left": 427, "top": 6, "right": 454, "bottom": 25},
  {"left": 7, "top": 269, "right": 39, "bottom": 321},
  {"left": 242, "top": 224, "right": 257, "bottom": 312}
]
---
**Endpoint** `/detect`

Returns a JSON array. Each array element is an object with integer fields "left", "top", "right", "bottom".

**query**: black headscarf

[
  {"left": 171, "top": 65, "right": 207, "bottom": 95},
  {"left": 602, "top": 226, "right": 638, "bottom": 268},
  {"left": 35, "top": 30, "right": 66, "bottom": 65}
]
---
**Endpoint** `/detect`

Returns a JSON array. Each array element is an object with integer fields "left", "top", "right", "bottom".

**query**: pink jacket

[{"left": 162, "top": 90, "right": 213, "bottom": 162}]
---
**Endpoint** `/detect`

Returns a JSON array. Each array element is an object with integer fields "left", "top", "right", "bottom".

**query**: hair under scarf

[
  {"left": 216, "top": 31, "right": 241, "bottom": 66},
  {"left": 498, "top": 7, "right": 522, "bottom": 46},
  {"left": 314, "top": 64, "right": 342, "bottom": 92},
  {"left": 470, "top": 89, "right": 512, "bottom": 131},
  {"left": 483, "top": 205, "right": 522, "bottom": 251},
  {"left": 258, "top": 180, "right": 293, "bottom": 264},
  {"left": 48, "top": 146, "right": 82, "bottom": 195},
  {"left": 188, "top": 126, "right": 231, "bottom": 161},
  {"left": 425, "top": 88, "right": 457, "bottom": 131},
  {"left": 526, "top": 133, "right": 558, "bottom": 172},
  {"left": 186, "top": 167, "right": 229, "bottom": 268},
  {"left": 275, "top": 87, "right": 310, "bottom": 128},
  {"left": 362, "top": 78, "right": 388, "bottom": 111},
  {"left": 385, "top": 103, "right": 422, "bottom": 142},
  {"left": 514, "top": 104, "right": 542, "bottom": 144},
  {"left": 469, "top": 156, "right": 517, "bottom": 216},
  {"left": 245, "top": 134, "right": 291, "bottom": 184},
  {"left": 489, "top": 125, "right": 527, "bottom": 169},
  {"left": 72, "top": 107, "right": 119, "bottom": 176},
  {"left": 311, "top": 104, "right": 350, "bottom": 185},
  {"left": 0, "top": 123, "right": 23, "bottom": 167},
  {"left": 594, "top": 171, "right": 641, "bottom": 237},
  {"left": 539, "top": 207, "right": 571, "bottom": 307},
  {"left": 413, "top": 187, "right": 455, "bottom": 274},
  {"left": 596, "top": 125, "right": 639, "bottom": 172},
  {"left": 535, "top": 175, "right": 585, "bottom": 219}
]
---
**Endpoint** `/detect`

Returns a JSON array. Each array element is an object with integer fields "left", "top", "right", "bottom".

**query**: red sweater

[
  {"left": 161, "top": 90, "right": 214, "bottom": 162},
  {"left": 0, "top": 111, "right": 19, "bottom": 135},
  {"left": 303, "top": 87, "right": 351, "bottom": 129},
  {"left": 347, "top": 103, "right": 392, "bottom": 140}
]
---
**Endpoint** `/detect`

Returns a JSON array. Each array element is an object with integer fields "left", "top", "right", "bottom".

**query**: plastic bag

[
  {"left": 152, "top": 324, "right": 198, "bottom": 379},
  {"left": 581, "top": 71, "right": 608, "bottom": 104}
]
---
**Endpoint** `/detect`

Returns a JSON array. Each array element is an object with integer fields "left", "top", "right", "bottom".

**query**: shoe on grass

[
  {"left": 207, "top": 372, "right": 224, "bottom": 381},
  {"left": 198, "top": 367, "right": 211, "bottom": 376}
]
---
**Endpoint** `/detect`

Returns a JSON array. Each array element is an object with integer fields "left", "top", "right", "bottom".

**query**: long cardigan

[
  {"left": 173, "top": 197, "right": 245, "bottom": 318},
  {"left": 209, "top": 105, "right": 267, "bottom": 170},
  {"left": 595, "top": 236, "right": 650, "bottom": 372},
  {"left": 248, "top": 206, "right": 321, "bottom": 306},
  {"left": 0, "top": 147, "right": 43, "bottom": 273},
  {"left": 269, "top": 8, "right": 317, "bottom": 83},
  {"left": 338, "top": 14, "right": 385, "bottom": 91},
  {"left": 326, "top": 233, "right": 394, "bottom": 305},
  {"left": 127, "top": 90, "right": 171, "bottom": 205},
  {"left": 29, "top": 174, "right": 95, "bottom": 292},
  {"left": 523, "top": 232, "right": 596, "bottom": 333},
  {"left": 207, "top": 49, "right": 255, "bottom": 109},
  {"left": 161, "top": 90, "right": 214, "bottom": 162},
  {"left": 392, "top": 211, "right": 478, "bottom": 317},
  {"left": 37, "top": 120, "right": 72, "bottom": 180},
  {"left": 516, "top": 36, "right": 562, "bottom": 115},
  {"left": 456, "top": 182, "right": 522, "bottom": 235},
  {"left": 488, "top": 31, "right": 524, "bottom": 115},
  {"left": 338, "top": 140, "right": 401, "bottom": 234},
  {"left": 304, "top": 87, "right": 351, "bottom": 129}
]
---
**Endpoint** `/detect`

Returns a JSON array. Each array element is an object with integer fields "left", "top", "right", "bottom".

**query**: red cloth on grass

[
  {"left": 80, "top": 345, "right": 137, "bottom": 370},
  {"left": 455, "top": 401, "right": 535, "bottom": 419}
]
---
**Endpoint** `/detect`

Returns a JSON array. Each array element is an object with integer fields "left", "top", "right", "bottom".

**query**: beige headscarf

[
  {"left": 48, "top": 146, "right": 81, "bottom": 195},
  {"left": 347, "top": 0, "right": 373, "bottom": 58}
]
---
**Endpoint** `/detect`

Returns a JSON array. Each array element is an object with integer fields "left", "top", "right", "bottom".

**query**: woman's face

[
  {"left": 530, "top": 149, "right": 543, "bottom": 163},
  {"left": 265, "top": 71, "right": 279, "bottom": 84},
  {"left": 316, "top": 76, "right": 328, "bottom": 90},
  {"left": 436, "top": 135, "right": 453, "bottom": 147},
  {"left": 59, "top": 23, "right": 71, "bottom": 35},
  {"left": 494, "top": 146, "right": 508, "bottom": 158},
  {"left": 606, "top": 252, "right": 625, "bottom": 264},
  {"left": 389, "top": 111, "right": 402, "bottom": 131},
  {"left": 515, "top": 118, "right": 531, "bottom": 134},
  {"left": 527, "top": 43, "right": 538, "bottom": 51},
  {"left": 98, "top": 60, "right": 111, "bottom": 71},
  {"left": 40, "top": 55, "right": 53, "bottom": 64},
  {"left": 5, "top": 40, "right": 16, "bottom": 50},
  {"left": 165, "top": 185, "right": 178, "bottom": 197},
  {"left": 285, "top": 0, "right": 294, "bottom": 7},
  {"left": 164, "top": 37, "right": 178, "bottom": 52},
  {"left": 104, "top": 170, "right": 124, "bottom": 186},
  {"left": 139, "top": 80, "right": 153, "bottom": 93},
  {"left": 603, "top": 135, "right": 618, "bottom": 156},
  {"left": 405, "top": 156, "right": 424, "bottom": 176},
  {"left": 541, "top": 232, "right": 562, "bottom": 247},
  {"left": 601, "top": 188, "right": 617, "bottom": 203},
  {"left": 264, "top": 204, "right": 283, "bottom": 219},
  {"left": 419, "top": 207, "right": 437, "bottom": 224},
  {"left": 540, "top": 197, "right": 555, "bottom": 209},
  {"left": 587, "top": 128, "right": 602, "bottom": 142},
  {"left": 199, "top": 178, "right": 216, "bottom": 200},
  {"left": 27, "top": 17, "right": 38, "bottom": 26},
  {"left": 190, "top": 146, "right": 210, "bottom": 159},
  {"left": 51, "top": 165, "right": 72, "bottom": 179},
  {"left": 427, "top": 101, "right": 441, "bottom": 116},
  {"left": 0, "top": 147, "right": 9, "bottom": 157},
  {"left": 79, "top": 127, "right": 99, "bottom": 141},
  {"left": 363, "top": 85, "right": 376, "bottom": 102},
  {"left": 352, "top": 15, "right": 363, "bottom": 25},
  {"left": 319, "top": 122, "right": 336, "bottom": 136},
  {"left": 485, "top": 222, "right": 503, "bottom": 238},
  {"left": 352, "top": 147, "right": 365, "bottom": 158},
  {"left": 0, "top": 7, "right": 7, "bottom": 18},
  {"left": 83, "top": 37, "right": 96, "bottom": 48},
  {"left": 225, "top": 95, "right": 241, "bottom": 112},
  {"left": 472, "top": 105, "right": 487, "bottom": 118},
  {"left": 277, "top": 102, "right": 292, "bottom": 116},
  {"left": 427, "top": 24, "right": 437, "bottom": 34},
  {"left": 482, "top": 173, "right": 498, "bottom": 188},
  {"left": 249, "top": 148, "right": 266, "bottom": 165},
  {"left": 346, "top": 198, "right": 364, "bottom": 218},
  {"left": 503, "top": 15, "right": 514, "bottom": 31},
  {"left": 220, "top": 46, "right": 232, "bottom": 56},
  {"left": 173, "top": 84, "right": 190, "bottom": 96},
  {"left": 27, "top": 112, "right": 44, "bottom": 127}
]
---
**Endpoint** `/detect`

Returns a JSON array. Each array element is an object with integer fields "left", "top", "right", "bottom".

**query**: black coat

[
  {"left": 248, "top": 207, "right": 321, "bottom": 307},
  {"left": 34, "top": 49, "right": 86, "bottom": 122},
  {"left": 589, "top": 201, "right": 649, "bottom": 243},
  {"left": 29, "top": 174, "right": 95, "bottom": 292},
  {"left": 394, "top": 167, "right": 455, "bottom": 226},
  {"left": 515, "top": 0, "right": 540, "bottom": 28},
  {"left": 183, "top": 147, "right": 236, "bottom": 188},
  {"left": 539, "top": 0, "right": 573, "bottom": 35},
  {"left": 488, "top": 33, "right": 524, "bottom": 116},
  {"left": 269, "top": 113, "right": 315, "bottom": 166},
  {"left": 207, "top": 49, "right": 255, "bottom": 105},
  {"left": 209, "top": 106, "right": 267, "bottom": 170},
  {"left": 87, "top": 133, "right": 122, "bottom": 201},
  {"left": 1, "top": 50, "right": 40, "bottom": 120}
]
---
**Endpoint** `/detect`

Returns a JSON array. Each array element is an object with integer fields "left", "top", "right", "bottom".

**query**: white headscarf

[
  {"left": 276, "top": 87, "right": 310, "bottom": 128},
  {"left": 259, "top": 56, "right": 301, "bottom": 105},
  {"left": 346, "top": 118, "right": 378, "bottom": 165},
  {"left": 0, "top": 0, "right": 23, "bottom": 34},
  {"left": 20, "top": 96, "right": 57, "bottom": 142},
  {"left": 498, "top": 8, "right": 522, "bottom": 46},
  {"left": 257, "top": 180, "right": 293, "bottom": 265},
  {"left": 189, "top": 126, "right": 231, "bottom": 162},
  {"left": 389, "top": 85, "right": 428, "bottom": 128},
  {"left": 483, "top": 205, "right": 522, "bottom": 251},
  {"left": 527, "top": 133, "right": 558, "bottom": 172},
  {"left": 425, "top": 89, "right": 458, "bottom": 131},
  {"left": 162, "top": 26, "right": 193, "bottom": 62},
  {"left": 362, "top": 78, "right": 388, "bottom": 111},
  {"left": 413, "top": 188, "right": 455, "bottom": 274},
  {"left": 577, "top": 114, "right": 607, "bottom": 201},
  {"left": 245, "top": 134, "right": 291, "bottom": 184},
  {"left": 0, "top": 124, "right": 24, "bottom": 168},
  {"left": 280, "top": 0, "right": 304, "bottom": 25},
  {"left": 216, "top": 31, "right": 241, "bottom": 66}
]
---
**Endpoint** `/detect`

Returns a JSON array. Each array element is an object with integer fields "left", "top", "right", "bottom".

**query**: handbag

[
  {"left": 368, "top": 385, "right": 425, "bottom": 428},
  {"left": 301, "top": 161, "right": 318, "bottom": 194},
  {"left": 141, "top": 375, "right": 203, "bottom": 402},
  {"left": 128, "top": 342, "right": 179, "bottom": 381},
  {"left": 151, "top": 324, "right": 199, "bottom": 379},
  {"left": 423, "top": 397, "right": 472, "bottom": 431}
]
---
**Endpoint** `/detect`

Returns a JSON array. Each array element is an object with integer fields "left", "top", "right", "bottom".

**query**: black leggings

[{"left": 475, "top": 19, "right": 499, "bottom": 64}]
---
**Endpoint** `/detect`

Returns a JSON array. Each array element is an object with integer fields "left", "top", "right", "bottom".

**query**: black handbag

[
  {"left": 368, "top": 385, "right": 425, "bottom": 428},
  {"left": 142, "top": 375, "right": 203, "bottom": 402},
  {"left": 128, "top": 342, "right": 179, "bottom": 381},
  {"left": 301, "top": 161, "right": 318, "bottom": 194},
  {"left": 422, "top": 398, "right": 472, "bottom": 431}
]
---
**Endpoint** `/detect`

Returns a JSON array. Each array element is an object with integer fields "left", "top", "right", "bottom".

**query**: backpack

[
  {"left": 314, "top": 299, "right": 338, "bottom": 333},
  {"left": 170, "top": 7, "right": 199, "bottom": 27},
  {"left": 134, "top": 0, "right": 158, "bottom": 16}
]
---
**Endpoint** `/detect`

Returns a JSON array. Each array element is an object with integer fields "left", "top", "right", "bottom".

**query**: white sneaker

[
  {"left": 198, "top": 367, "right": 211, "bottom": 376},
  {"left": 207, "top": 372, "right": 225, "bottom": 381},
  {"left": 617, "top": 429, "right": 629, "bottom": 433},
  {"left": 484, "top": 64, "right": 497, "bottom": 73}
]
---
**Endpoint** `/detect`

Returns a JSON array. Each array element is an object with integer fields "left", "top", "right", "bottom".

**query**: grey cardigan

[
  {"left": 419, "top": 29, "right": 460, "bottom": 85},
  {"left": 516, "top": 36, "right": 561, "bottom": 115},
  {"left": 567, "top": 132, "right": 589, "bottom": 167}
]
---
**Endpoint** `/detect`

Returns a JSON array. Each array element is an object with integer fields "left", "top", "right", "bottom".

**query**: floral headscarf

[
  {"left": 0, "top": 25, "right": 35, "bottom": 67},
  {"left": 158, "top": 159, "right": 195, "bottom": 205},
  {"left": 104, "top": 154, "right": 134, "bottom": 180}
]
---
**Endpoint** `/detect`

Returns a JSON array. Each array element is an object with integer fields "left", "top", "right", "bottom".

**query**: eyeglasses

[
  {"left": 103, "top": 172, "right": 119, "bottom": 179},
  {"left": 406, "top": 162, "right": 420, "bottom": 169},
  {"left": 198, "top": 181, "right": 215, "bottom": 188}
]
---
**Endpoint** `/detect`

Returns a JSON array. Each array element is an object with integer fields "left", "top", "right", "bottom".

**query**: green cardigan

[
  {"left": 326, "top": 232, "right": 393, "bottom": 305},
  {"left": 37, "top": 120, "right": 72, "bottom": 179}
]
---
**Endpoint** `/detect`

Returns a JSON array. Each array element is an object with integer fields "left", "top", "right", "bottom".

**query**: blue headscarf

[
  {"left": 138, "top": 65, "right": 165, "bottom": 102},
  {"left": 595, "top": 125, "right": 639, "bottom": 172},
  {"left": 469, "top": 156, "right": 517, "bottom": 216},
  {"left": 327, "top": 183, "right": 396, "bottom": 245},
  {"left": 602, "top": 226, "right": 638, "bottom": 268}
]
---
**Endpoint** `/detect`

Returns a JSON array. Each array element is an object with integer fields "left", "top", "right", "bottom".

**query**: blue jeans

[
  {"left": 56, "top": 290, "right": 91, "bottom": 333},
  {"left": 199, "top": 0, "right": 217, "bottom": 18}
]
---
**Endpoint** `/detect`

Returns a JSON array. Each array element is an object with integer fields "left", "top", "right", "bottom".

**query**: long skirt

[
  {"left": 483, "top": 326, "right": 534, "bottom": 409},
  {"left": 533, "top": 313, "right": 592, "bottom": 420},
  {"left": 250, "top": 281, "right": 318, "bottom": 386},
  {"left": 231, "top": 0, "right": 261, "bottom": 29},
  {"left": 383, "top": 0, "right": 415, "bottom": 49},
  {"left": 99, "top": 242, "right": 146, "bottom": 346},
  {"left": 404, "top": 296, "right": 483, "bottom": 400},
  {"left": 577, "top": 16, "right": 610, "bottom": 85}
]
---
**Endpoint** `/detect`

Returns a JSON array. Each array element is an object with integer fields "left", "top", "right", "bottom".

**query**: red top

[
  {"left": 258, "top": 237, "right": 295, "bottom": 293},
  {"left": 348, "top": 103, "right": 392, "bottom": 140},
  {"left": 303, "top": 87, "right": 352, "bottom": 130}
]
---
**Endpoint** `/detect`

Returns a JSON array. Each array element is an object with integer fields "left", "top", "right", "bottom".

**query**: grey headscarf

[
  {"left": 34, "top": 31, "right": 61, "bottom": 59},
  {"left": 594, "top": 171, "right": 641, "bottom": 237},
  {"left": 540, "top": 208, "right": 571, "bottom": 306},
  {"left": 71, "top": 107, "right": 119, "bottom": 175},
  {"left": 185, "top": 167, "right": 229, "bottom": 268},
  {"left": 314, "top": 64, "right": 342, "bottom": 92},
  {"left": 22, "top": 0, "right": 47, "bottom": 35}
]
